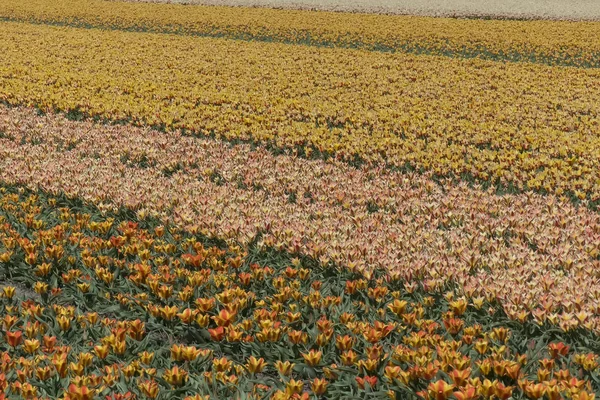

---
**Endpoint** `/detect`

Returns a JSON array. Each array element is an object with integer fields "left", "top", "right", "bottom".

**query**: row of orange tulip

[{"left": 0, "top": 186, "right": 597, "bottom": 399}]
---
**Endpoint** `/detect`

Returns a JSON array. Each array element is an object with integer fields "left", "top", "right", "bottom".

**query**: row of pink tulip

[{"left": 1, "top": 105, "right": 599, "bottom": 331}]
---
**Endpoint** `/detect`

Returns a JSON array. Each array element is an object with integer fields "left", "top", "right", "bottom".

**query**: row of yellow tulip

[
  {"left": 1, "top": 105, "right": 599, "bottom": 333},
  {"left": 0, "top": 186, "right": 597, "bottom": 399},
  {"left": 1, "top": 0, "right": 600, "bottom": 67},
  {"left": 1, "top": 21, "right": 600, "bottom": 201}
]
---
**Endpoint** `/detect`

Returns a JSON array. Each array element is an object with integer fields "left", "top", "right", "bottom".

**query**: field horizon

[{"left": 121, "top": 0, "right": 600, "bottom": 21}]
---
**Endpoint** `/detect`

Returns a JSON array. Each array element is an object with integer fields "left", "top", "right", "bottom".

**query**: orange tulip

[
  {"left": 163, "top": 366, "right": 188, "bottom": 387},
  {"left": 53, "top": 354, "right": 69, "bottom": 378},
  {"left": 356, "top": 376, "right": 378, "bottom": 390},
  {"left": 494, "top": 382, "right": 514, "bottom": 400},
  {"left": 159, "top": 305, "right": 178, "bottom": 321},
  {"left": 20, "top": 382, "right": 37, "bottom": 399},
  {"left": 505, "top": 361, "right": 521, "bottom": 380},
  {"left": 245, "top": 356, "right": 267, "bottom": 374},
  {"left": 453, "top": 386, "right": 478, "bottom": 400},
  {"left": 548, "top": 342, "right": 570, "bottom": 358},
  {"left": 384, "top": 365, "right": 402, "bottom": 381},
  {"left": 523, "top": 382, "right": 546, "bottom": 399},
  {"left": 208, "top": 326, "right": 225, "bottom": 341},
  {"left": 33, "top": 281, "right": 48, "bottom": 295},
  {"left": 67, "top": 384, "right": 95, "bottom": 400},
  {"left": 340, "top": 350, "right": 359, "bottom": 366},
  {"left": 23, "top": 339, "right": 40, "bottom": 354},
  {"left": 301, "top": 349, "right": 322, "bottom": 367},
  {"left": 94, "top": 344, "right": 110, "bottom": 359},
  {"left": 572, "top": 392, "right": 596, "bottom": 400},
  {"left": 0, "top": 286, "right": 17, "bottom": 300},
  {"left": 181, "top": 346, "right": 202, "bottom": 362},
  {"left": 128, "top": 319, "right": 146, "bottom": 340},
  {"left": 177, "top": 308, "right": 197, "bottom": 324},
  {"left": 288, "top": 330, "right": 308, "bottom": 345},
  {"left": 138, "top": 379, "right": 159, "bottom": 399},
  {"left": 427, "top": 380, "right": 454, "bottom": 400},
  {"left": 335, "top": 335, "right": 354, "bottom": 351},
  {"left": 212, "top": 309, "right": 236, "bottom": 327},
  {"left": 310, "top": 378, "right": 328, "bottom": 396},
  {"left": 195, "top": 313, "right": 210, "bottom": 327},
  {"left": 6, "top": 331, "right": 22, "bottom": 348},
  {"left": 362, "top": 327, "right": 384, "bottom": 344},
  {"left": 448, "top": 368, "right": 471, "bottom": 387},
  {"left": 274, "top": 360, "right": 295, "bottom": 377},
  {"left": 387, "top": 299, "right": 408, "bottom": 316},
  {"left": 474, "top": 340, "right": 489, "bottom": 355},
  {"left": 285, "top": 379, "right": 304, "bottom": 395},
  {"left": 35, "top": 366, "right": 53, "bottom": 381},
  {"left": 212, "top": 357, "right": 232, "bottom": 372},
  {"left": 3, "top": 315, "right": 17, "bottom": 330},
  {"left": 57, "top": 315, "right": 71, "bottom": 331},
  {"left": 449, "top": 298, "right": 468, "bottom": 316}
]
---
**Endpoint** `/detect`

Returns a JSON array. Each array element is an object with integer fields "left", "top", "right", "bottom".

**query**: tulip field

[{"left": 0, "top": 1, "right": 600, "bottom": 399}]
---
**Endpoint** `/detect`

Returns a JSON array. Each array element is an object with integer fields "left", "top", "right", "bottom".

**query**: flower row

[
  {"left": 1, "top": 22, "right": 600, "bottom": 201},
  {"left": 0, "top": 186, "right": 597, "bottom": 399},
  {"left": 1, "top": 105, "right": 599, "bottom": 332},
  {"left": 2, "top": 0, "right": 600, "bottom": 67}
]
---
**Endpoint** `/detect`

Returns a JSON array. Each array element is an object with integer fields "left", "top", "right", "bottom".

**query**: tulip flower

[
  {"left": 6, "top": 331, "right": 22, "bottom": 348},
  {"left": 245, "top": 356, "right": 267, "bottom": 374},
  {"left": 301, "top": 349, "right": 322, "bottom": 367},
  {"left": 138, "top": 380, "right": 159, "bottom": 399},
  {"left": 356, "top": 376, "right": 378, "bottom": 390},
  {"left": 67, "top": 384, "right": 95, "bottom": 400},
  {"left": 548, "top": 342, "right": 570, "bottom": 358},
  {"left": 427, "top": 380, "right": 455, "bottom": 400},
  {"left": 453, "top": 386, "right": 478, "bottom": 400},
  {"left": 274, "top": 360, "right": 295, "bottom": 377},
  {"left": 310, "top": 378, "right": 328, "bottom": 396},
  {"left": 212, "top": 309, "right": 236, "bottom": 327},
  {"left": 163, "top": 366, "right": 188, "bottom": 387},
  {"left": 208, "top": 326, "right": 226, "bottom": 341}
]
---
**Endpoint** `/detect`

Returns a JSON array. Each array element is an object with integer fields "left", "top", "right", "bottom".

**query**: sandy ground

[{"left": 130, "top": 0, "right": 600, "bottom": 20}]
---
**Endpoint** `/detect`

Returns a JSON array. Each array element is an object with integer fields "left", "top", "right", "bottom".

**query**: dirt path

[{"left": 129, "top": 0, "right": 600, "bottom": 20}]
